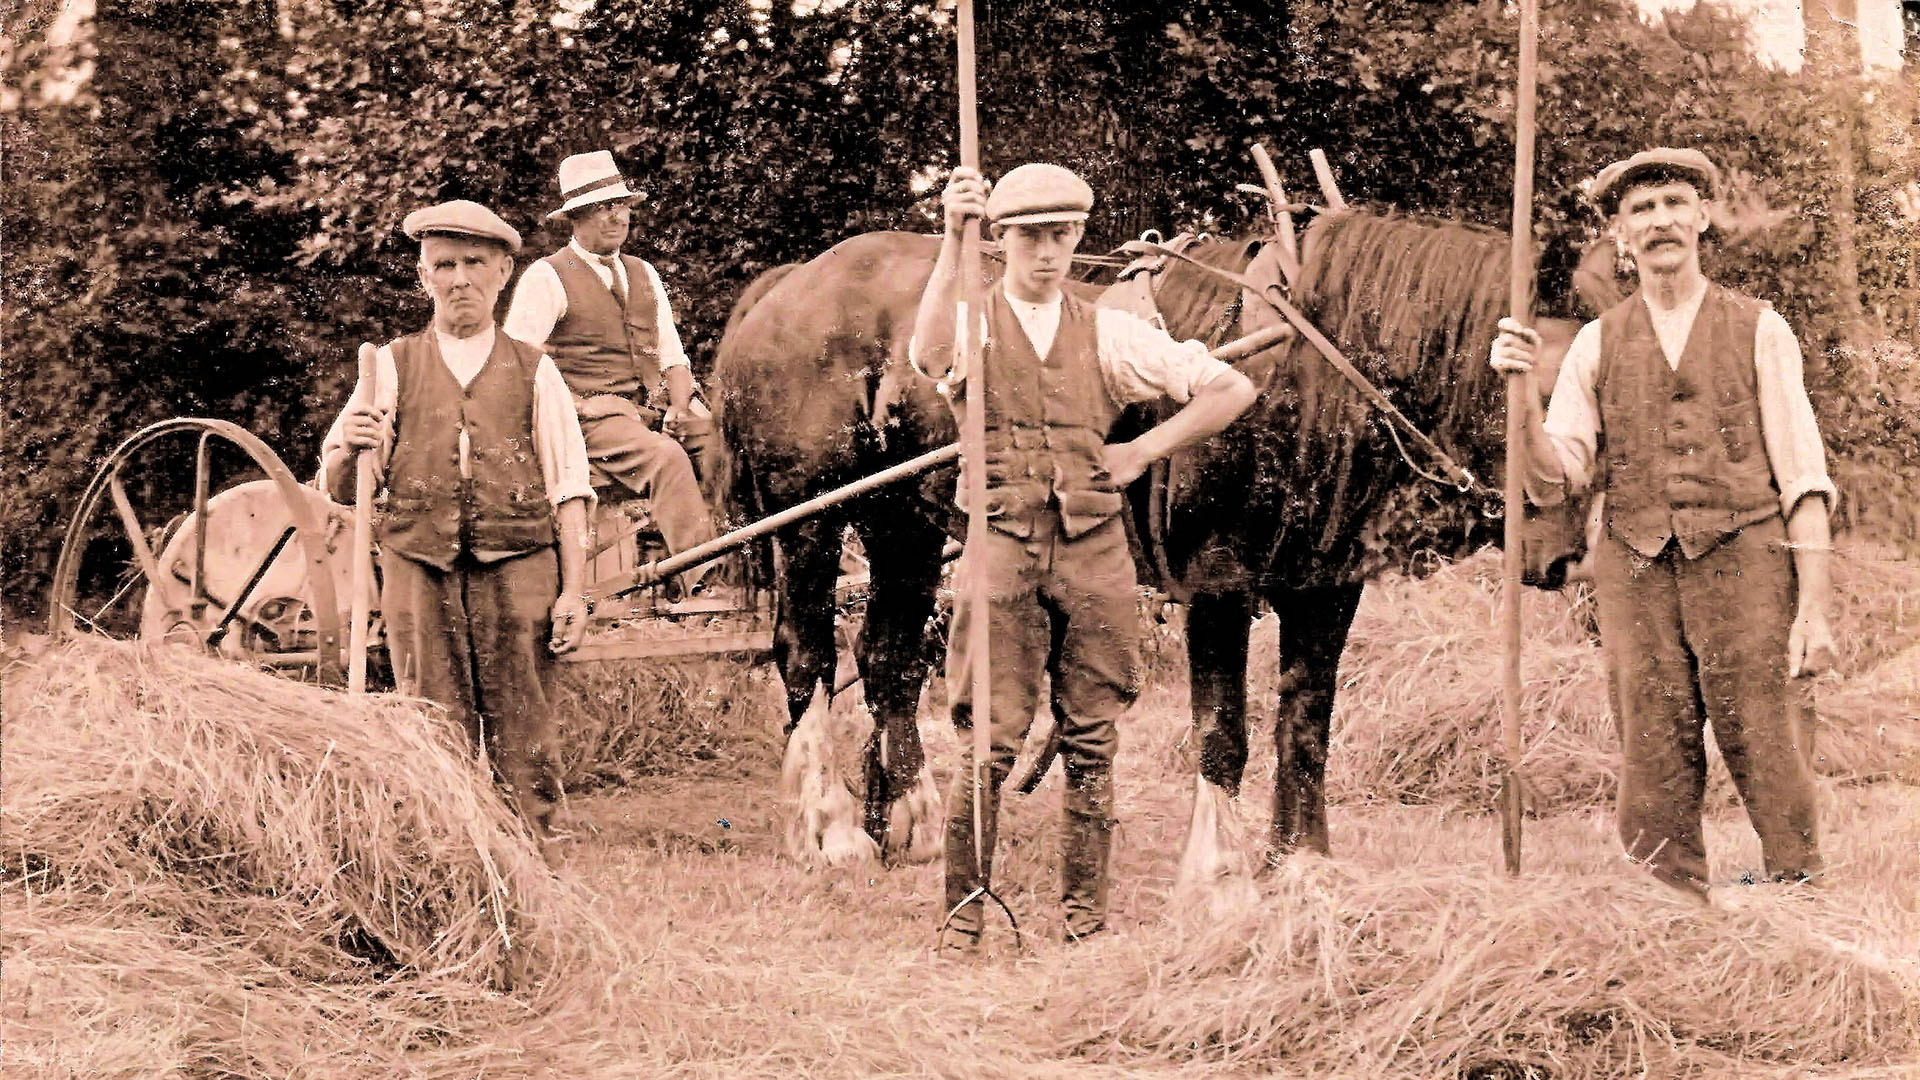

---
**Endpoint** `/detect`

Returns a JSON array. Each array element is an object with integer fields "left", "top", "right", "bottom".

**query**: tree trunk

[{"left": 1803, "top": 0, "right": 1868, "bottom": 339}]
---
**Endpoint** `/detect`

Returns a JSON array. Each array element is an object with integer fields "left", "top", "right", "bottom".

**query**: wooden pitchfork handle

[
  {"left": 1498, "top": 0, "right": 1541, "bottom": 876},
  {"left": 348, "top": 342, "right": 379, "bottom": 694}
]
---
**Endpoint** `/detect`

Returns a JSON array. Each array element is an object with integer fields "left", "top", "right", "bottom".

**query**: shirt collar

[
  {"left": 569, "top": 238, "right": 622, "bottom": 266},
  {"left": 999, "top": 281, "right": 1061, "bottom": 311},
  {"left": 434, "top": 322, "right": 496, "bottom": 355}
]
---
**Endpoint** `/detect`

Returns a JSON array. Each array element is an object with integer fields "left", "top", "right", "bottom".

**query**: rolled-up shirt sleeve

[
  {"left": 908, "top": 304, "right": 985, "bottom": 392},
  {"left": 315, "top": 344, "right": 398, "bottom": 499},
  {"left": 533, "top": 355, "right": 596, "bottom": 509},
  {"left": 1753, "top": 308, "right": 1835, "bottom": 517},
  {"left": 1537, "top": 319, "right": 1604, "bottom": 504},
  {"left": 1092, "top": 306, "right": 1233, "bottom": 406}
]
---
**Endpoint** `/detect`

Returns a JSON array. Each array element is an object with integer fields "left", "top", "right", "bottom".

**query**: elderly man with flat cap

[
  {"left": 912, "top": 163, "right": 1257, "bottom": 948},
  {"left": 1491, "top": 148, "right": 1837, "bottom": 900},
  {"left": 320, "top": 199, "right": 593, "bottom": 862},
  {"left": 504, "top": 150, "right": 719, "bottom": 598}
]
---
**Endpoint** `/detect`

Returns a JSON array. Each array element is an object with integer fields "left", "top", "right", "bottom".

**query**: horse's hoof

[
  {"left": 781, "top": 683, "right": 878, "bottom": 869},
  {"left": 881, "top": 764, "right": 945, "bottom": 865},
  {"left": 1173, "top": 775, "right": 1260, "bottom": 915}
]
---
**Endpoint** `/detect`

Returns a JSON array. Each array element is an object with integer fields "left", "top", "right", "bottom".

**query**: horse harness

[{"left": 1117, "top": 236, "right": 1476, "bottom": 494}]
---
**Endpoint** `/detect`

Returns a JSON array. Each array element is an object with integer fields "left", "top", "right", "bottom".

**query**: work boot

[
  {"left": 940, "top": 759, "right": 1005, "bottom": 949},
  {"left": 1060, "top": 770, "right": 1115, "bottom": 942}
]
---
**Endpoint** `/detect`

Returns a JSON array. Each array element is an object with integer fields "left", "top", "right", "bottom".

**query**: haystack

[{"left": 2, "top": 638, "right": 623, "bottom": 1076}]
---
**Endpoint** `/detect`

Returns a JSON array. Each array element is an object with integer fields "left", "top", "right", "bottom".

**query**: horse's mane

[
  {"left": 1138, "top": 209, "right": 1526, "bottom": 588},
  {"left": 1152, "top": 236, "right": 1267, "bottom": 345},
  {"left": 1293, "top": 209, "right": 1517, "bottom": 440}
]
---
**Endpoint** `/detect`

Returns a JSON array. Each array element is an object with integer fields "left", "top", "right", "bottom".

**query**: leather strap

[{"left": 1119, "top": 239, "right": 1476, "bottom": 491}]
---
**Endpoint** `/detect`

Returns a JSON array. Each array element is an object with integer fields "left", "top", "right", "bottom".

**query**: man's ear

[{"left": 416, "top": 261, "right": 432, "bottom": 297}]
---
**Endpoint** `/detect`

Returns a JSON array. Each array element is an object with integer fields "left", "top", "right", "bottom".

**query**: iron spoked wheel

[{"left": 48, "top": 418, "right": 354, "bottom": 683}]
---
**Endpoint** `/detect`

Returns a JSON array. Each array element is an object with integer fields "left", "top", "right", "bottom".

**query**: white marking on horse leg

[
  {"left": 1173, "top": 774, "right": 1259, "bottom": 914},
  {"left": 781, "top": 681, "right": 878, "bottom": 869},
  {"left": 883, "top": 762, "right": 946, "bottom": 865}
]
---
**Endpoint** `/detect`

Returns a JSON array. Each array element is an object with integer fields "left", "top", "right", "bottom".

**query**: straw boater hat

[
  {"left": 547, "top": 150, "right": 644, "bottom": 221},
  {"left": 400, "top": 199, "right": 523, "bottom": 253},
  {"left": 1587, "top": 148, "right": 1720, "bottom": 217},
  {"left": 986, "top": 163, "right": 1094, "bottom": 226}
]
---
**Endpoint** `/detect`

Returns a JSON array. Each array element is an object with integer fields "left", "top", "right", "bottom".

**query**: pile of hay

[
  {"left": 1056, "top": 851, "right": 1917, "bottom": 1078},
  {"left": 550, "top": 655, "right": 780, "bottom": 792},
  {"left": 2, "top": 638, "right": 623, "bottom": 1077},
  {"left": 1323, "top": 545, "right": 1920, "bottom": 813}
]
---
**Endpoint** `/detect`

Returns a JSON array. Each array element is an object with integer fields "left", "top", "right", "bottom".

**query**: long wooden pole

[
  {"left": 956, "top": 0, "right": 993, "bottom": 883},
  {"left": 1499, "top": 0, "right": 1540, "bottom": 875},
  {"left": 348, "top": 342, "right": 378, "bottom": 694},
  {"left": 606, "top": 322, "right": 1294, "bottom": 599}
]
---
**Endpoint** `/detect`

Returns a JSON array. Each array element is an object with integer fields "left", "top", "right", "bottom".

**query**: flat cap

[
  {"left": 1588, "top": 148, "right": 1720, "bottom": 215},
  {"left": 401, "top": 199, "right": 523, "bottom": 253},
  {"left": 986, "top": 163, "right": 1093, "bottom": 226}
]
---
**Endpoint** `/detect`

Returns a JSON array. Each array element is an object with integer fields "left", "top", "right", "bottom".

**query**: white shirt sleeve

[
  {"left": 1752, "top": 308, "right": 1835, "bottom": 517},
  {"left": 1092, "top": 306, "right": 1233, "bottom": 406},
  {"left": 316, "top": 344, "right": 399, "bottom": 498},
  {"left": 637, "top": 260, "right": 690, "bottom": 372},
  {"left": 502, "top": 260, "right": 567, "bottom": 350},
  {"left": 1539, "top": 319, "right": 1604, "bottom": 500},
  {"left": 908, "top": 303, "right": 984, "bottom": 391},
  {"left": 533, "top": 354, "right": 597, "bottom": 508}
]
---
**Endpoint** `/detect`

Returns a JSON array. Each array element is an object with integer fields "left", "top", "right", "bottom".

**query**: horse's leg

[
  {"left": 1173, "top": 590, "right": 1260, "bottom": 904},
  {"left": 775, "top": 513, "right": 877, "bottom": 867},
  {"left": 853, "top": 508, "right": 946, "bottom": 863},
  {"left": 1269, "top": 582, "right": 1364, "bottom": 860}
]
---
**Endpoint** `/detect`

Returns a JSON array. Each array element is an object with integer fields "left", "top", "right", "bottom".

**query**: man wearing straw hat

[
  {"left": 1490, "top": 148, "right": 1836, "bottom": 900},
  {"left": 505, "top": 150, "right": 720, "bottom": 599},
  {"left": 320, "top": 199, "right": 593, "bottom": 864},
  {"left": 912, "top": 163, "right": 1257, "bottom": 947}
]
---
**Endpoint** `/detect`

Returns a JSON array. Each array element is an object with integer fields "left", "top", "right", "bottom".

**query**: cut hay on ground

[
  {"left": 550, "top": 655, "right": 781, "bottom": 792},
  {"left": 1312, "top": 543, "right": 1920, "bottom": 813},
  {"left": 2, "top": 638, "right": 625, "bottom": 1078},
  {"left": 1057, "top": 836, "right": 1918, "bottom": 1078}
]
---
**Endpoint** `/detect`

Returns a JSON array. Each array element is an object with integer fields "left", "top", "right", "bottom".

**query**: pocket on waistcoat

[{"left": 1716, "top": 398, "right": 1758, "bottom": 463}]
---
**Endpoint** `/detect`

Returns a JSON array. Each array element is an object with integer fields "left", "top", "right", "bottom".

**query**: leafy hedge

[{"left": 4, "top": 0, "right": 1913, "bottom": 624}]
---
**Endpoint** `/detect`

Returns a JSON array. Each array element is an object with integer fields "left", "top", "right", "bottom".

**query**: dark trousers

[
  {"left": 1592, "top": 517, "right": 1821, "bottom": 895},
  {"left": 380, "top": 548, "right": 564, "bottom": 835},
  {"left": 942, "top": 512, "right": 1141, "bottom": 937}
]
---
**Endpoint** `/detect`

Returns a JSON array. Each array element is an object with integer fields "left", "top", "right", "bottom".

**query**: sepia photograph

[{"left": 3, "top": 0, "right": 1917, "bottom": 1075}]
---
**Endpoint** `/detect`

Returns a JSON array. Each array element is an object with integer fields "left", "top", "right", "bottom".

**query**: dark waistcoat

[
  {"left": 380, "top": 330, "right": 555, "bottom": 569},
  {"left": 541, "top": 249, "right": 663, "bottom": 403},
  {"left": 1596, "top": 284, "right": 1780, "bottom": 559},
  {"left": 971, "top": 289, "right": 1125, "bottom": 539}
]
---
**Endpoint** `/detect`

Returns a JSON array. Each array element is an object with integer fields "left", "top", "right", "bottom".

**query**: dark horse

[{"left": 708, "top": 218, "right": 1580, "bottom": 870}]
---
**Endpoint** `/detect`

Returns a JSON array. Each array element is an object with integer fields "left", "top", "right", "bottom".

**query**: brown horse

[{"left": 707, "top": 217, "right": 1581, "bottom": 872}]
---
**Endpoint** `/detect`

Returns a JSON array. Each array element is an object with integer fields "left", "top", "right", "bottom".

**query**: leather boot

[
  {"left": 940, "top": 760, "right": 1004, "bottom": 950},
  {"left": 1061, "top": 769, "right": 1114, "bottom": 941}
]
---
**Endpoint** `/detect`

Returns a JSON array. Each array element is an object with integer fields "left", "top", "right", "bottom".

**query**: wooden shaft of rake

[
  {"left": 957, "top": 0, "right": 993, "bottom": 880},
  {"left": 348, "top": 342, "right": 379, "bottom": 694},
  {"left": 1499, "top": 0, "right": 1540, "bottom": 875}
]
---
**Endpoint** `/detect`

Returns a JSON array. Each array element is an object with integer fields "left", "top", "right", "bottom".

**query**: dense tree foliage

[{"left": 4, "top": 0, "right": 1914, "bottom": 622}]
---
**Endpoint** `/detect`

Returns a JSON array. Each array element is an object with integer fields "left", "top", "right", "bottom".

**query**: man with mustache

[{"left": 1491, "top": 149, "right": 1836, "bottom": 900}]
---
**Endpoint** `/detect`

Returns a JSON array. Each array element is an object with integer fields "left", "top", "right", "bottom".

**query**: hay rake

[{"left": 47, "top": 416, "right": 920, "bottom": 681}]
